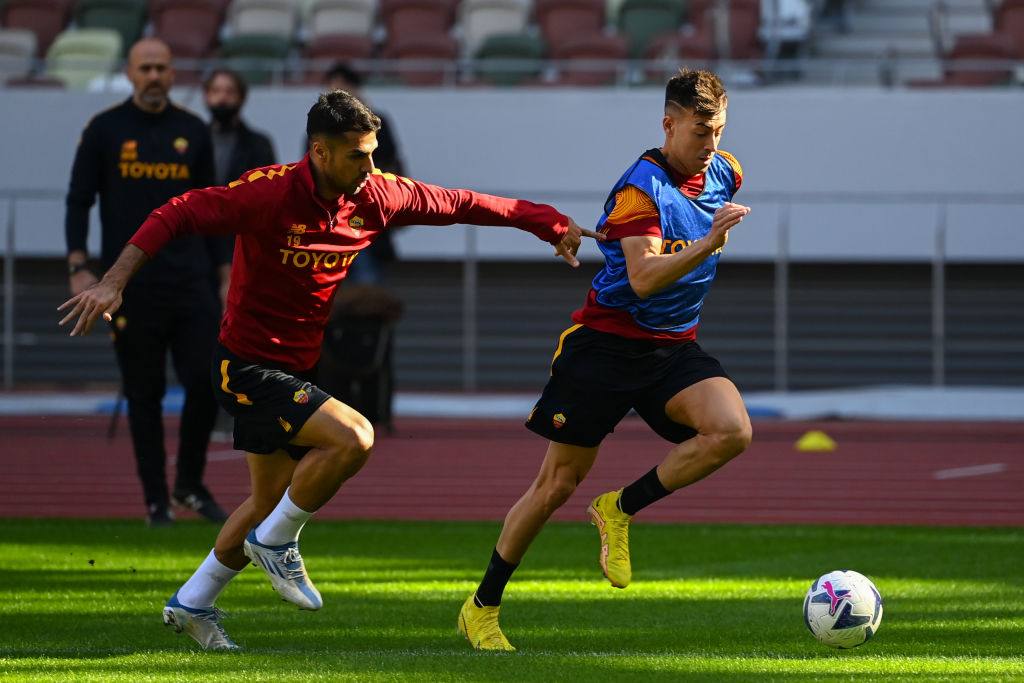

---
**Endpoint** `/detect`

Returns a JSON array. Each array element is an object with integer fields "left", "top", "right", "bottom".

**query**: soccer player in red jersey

[
  {"left": 458, "top": 69, "right": 752, "bottom": 650},
  {"left": 59, "top": 90, "right": 600, "bottom": 651}
]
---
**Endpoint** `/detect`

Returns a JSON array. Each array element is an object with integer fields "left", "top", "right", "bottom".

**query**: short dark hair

[
  {"left": 323, "top": 61, "right": 363, "bottom": 88},
  {"left": 203, "top": 68, "right": 249, "bottom": 103},
  {"left": 665, "top": 68, "right": 727, "bottom": 117},
  {"left": 306, "top": 90, "right": 381, "bottom": 140}
]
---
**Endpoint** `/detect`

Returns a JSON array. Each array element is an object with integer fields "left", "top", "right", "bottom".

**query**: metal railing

[
  {"left": 6, "top": 55, "right": 1024, "bottom": 91},
  {"left": 1, "top": 189, "right": 65, "bottom": 389}
]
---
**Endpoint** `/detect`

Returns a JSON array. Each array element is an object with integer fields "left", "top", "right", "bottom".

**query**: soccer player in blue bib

[{"left": 459, "top": 68, "right": 753, "bottom": 650}]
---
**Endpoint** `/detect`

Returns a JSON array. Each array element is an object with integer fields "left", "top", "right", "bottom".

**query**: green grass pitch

[{"left": 1, "top": 519, "right": 1021, "bottom": 681}]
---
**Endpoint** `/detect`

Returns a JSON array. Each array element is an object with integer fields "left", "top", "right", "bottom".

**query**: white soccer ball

[{"left": 803, "top": 569, "right": 883, "bottom": 648}]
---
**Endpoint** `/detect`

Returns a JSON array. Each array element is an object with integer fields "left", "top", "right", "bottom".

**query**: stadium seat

[
  {"left": 380, "top": 0, "right": 458, "bottom": 44},
  {"left": 940, "top": 33, "right": 1019, "bottom": 86},
  {"left": 301, "top": 33, "right": 375, "bottom": 82},
  {"left": 4, "top": 74, "right": 65, "bottom": 87},
  {"left": 617, "top": 0, "right": 685, "bottom": 58},
  {"left": 73, "top": 0, "right": 147, "bottom": 56},
  {"left": 458, "top": 0, "right": 532, "bottom": 59},
  {"left": 306, "top": 33, "right": 376, "bottom": 60},
  {"left": 218, "top": 32, "right": 293, "bottom": 84},
  {"left": 472, "top": 32, "right": 545, "bottom": 86},
  {"left": 729, "top": 0, "right": 763, "bottom": 59},
  {"left": 549, "top": 32, "right": 627, "bottom": 85},
  {"left": 646, "top": 32, "right": 713, "bottom": 64},
  {"left": 150, "top": 0, "right": 226, "bottom": 59},
  {"left": 225, "top": 0, "right": 300, "bottom": 41},
  {"left": 44, "top": 28, "right": 122, "bottom": 89},
  {"left": 686, "top": 0, "right": 716, "bottom": 31},
  {"left": 994, "top": 0, "right": 1024, "bottom": 53},
  {"left": 381, "top": 32, "right": 459, "bottom": 85},
  {"left": 0, "top": 0, "right": 75, "bottom": 57},
  {"left": 534, "top": 0, "right": 606, "bottom": 50},
  {"left": 0, "top": 28, "right": 38, "bottom": 83},
  {"left": 662, "top": 0, "right": 760, "bottom": 60},
  {"left": 306, "top": 0, "right": 378, "bottom": 39}
]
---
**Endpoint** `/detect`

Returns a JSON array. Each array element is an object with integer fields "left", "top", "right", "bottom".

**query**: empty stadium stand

[{"left": 0, "top": 2, "right": 1017, "bottom": 89}]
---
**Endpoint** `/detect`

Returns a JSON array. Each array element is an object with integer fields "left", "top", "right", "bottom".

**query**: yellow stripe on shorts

[
  {"left": 220, "top": 359, "right": 253, "bottom": 406},
  {"left": 550, "top": 324, "right": 583, "bottom": 375}
]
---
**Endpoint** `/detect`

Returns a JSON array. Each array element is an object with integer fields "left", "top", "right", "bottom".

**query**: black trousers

[{"left": 110, "top": 282, "right": 221, "bottom": 507}]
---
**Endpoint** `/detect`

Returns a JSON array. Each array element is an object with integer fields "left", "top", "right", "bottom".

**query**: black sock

[
  {"left": 474, "top": 547, "right": 519, "bottom": 607},
  {"left": 619, "top": 466, "right": 671, "bottom": 516}
]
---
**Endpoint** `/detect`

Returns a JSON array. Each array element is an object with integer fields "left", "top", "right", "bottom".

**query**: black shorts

[
  {"left": 211, "top": 342, "right": 332, "bottom": 460},
  {"left": 525, "top": 325, "right": 729, "bottom": 447}
]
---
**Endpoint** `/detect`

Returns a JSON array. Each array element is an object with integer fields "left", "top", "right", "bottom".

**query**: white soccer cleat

[
  {"left": 243, "top": 528, "right": 323, "bottom": 610},
  {"left": 163, "top": 593, "right": 241, "bottom": 651}
]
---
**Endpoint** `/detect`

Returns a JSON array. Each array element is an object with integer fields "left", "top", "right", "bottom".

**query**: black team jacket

[{"left": 65, "top": 97, "right": 227, "bottom": 287}]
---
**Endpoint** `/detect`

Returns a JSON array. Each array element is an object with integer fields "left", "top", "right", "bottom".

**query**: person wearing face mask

[
  {"left": 202, "top": 69, "right": 277, "bottom": 188},
  {"left": 64, "top": 39, "right": 229, "bottom": 528}
]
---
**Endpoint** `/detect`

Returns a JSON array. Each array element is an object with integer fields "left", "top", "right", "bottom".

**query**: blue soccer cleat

[
  {"left": 243, "top": 528, "right": 323, "bottom": 610},
  {"left": 162, "top": 592, "right": 240, "bottom": 651}
]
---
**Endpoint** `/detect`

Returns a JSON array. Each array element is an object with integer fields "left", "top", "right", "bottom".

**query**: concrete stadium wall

[{"left": 1, "top": 86, "right": 1022, "bottom": 261}]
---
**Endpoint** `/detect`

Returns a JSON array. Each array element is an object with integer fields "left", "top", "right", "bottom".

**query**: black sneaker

[
  {"left": 147, "top": 502, "right": 175, "bottom": 527},
  {"left": 172, "top": 486, "right": 229, "bottom": 523}
]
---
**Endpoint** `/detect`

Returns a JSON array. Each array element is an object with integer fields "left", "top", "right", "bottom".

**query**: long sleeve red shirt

[{"left": 130, "top": 155, "right": 569, "bottom": 371}]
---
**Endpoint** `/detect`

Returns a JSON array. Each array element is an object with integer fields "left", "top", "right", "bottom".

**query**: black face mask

[{"left": 208, "top": 104, "right": 241, "bottom": 125}]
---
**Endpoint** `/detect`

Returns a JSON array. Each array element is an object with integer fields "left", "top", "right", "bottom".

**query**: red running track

[{"left": 1, "top": 415, "right": 1021, "bottom": 526}]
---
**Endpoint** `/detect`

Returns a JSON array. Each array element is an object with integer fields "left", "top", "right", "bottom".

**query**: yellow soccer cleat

[
  {"left": 587, "top": 489, "right": 632, "bottom": 588},
  {"left": 458, "top": 594, "right": 516, "bottom": 651}
]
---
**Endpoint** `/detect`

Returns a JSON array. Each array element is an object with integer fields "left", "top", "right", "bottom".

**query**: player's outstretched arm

[
  {"left": 554, "top": 218, "right": 605, "bottom": 268},
  {"left": 57, "top": 244, "right": 149, "bottom": 337}
]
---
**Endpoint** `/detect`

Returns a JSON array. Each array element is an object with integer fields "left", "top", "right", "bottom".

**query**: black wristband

[{"left": 68, "top": 262, "right": 88, "bottom": 276}]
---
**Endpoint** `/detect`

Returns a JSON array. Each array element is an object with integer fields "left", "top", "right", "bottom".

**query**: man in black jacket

[
  {"left": 64, "top": 38, "right": 229, "bottom": 527},
  {"left": 203, "top": 68, "right": 277, "bottom": 189},
  {"left": 202, "top": 68, "right": 277, "bottom": 308}
]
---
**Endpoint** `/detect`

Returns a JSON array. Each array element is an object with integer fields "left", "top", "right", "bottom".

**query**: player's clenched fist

[{"left": 708, "top": 202, "right": 750, "bottom": 249}]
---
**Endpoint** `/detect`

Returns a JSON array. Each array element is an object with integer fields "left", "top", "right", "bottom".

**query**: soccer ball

[{"left": 803, "top": 570, "right": 883, "bottom": 648}]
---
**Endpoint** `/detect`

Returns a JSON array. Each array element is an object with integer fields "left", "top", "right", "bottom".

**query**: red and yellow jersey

[{"left": 130, "top": 155, "right": 569, "bottom": 371}]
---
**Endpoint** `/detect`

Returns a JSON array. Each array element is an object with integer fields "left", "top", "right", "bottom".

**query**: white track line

[{"left": 932, "top": 463, "right": 1007, "bottom": 480}]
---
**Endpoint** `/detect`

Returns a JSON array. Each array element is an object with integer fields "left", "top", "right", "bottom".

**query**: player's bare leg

[
  {"left": 588, "top": 377, "right": 752, "bottom": 588},
  {"left": 460, "top": 442, "right": 598, "bottom": 650},
  {"left": 657, "top": 377, "right": 752, "bottom": 491},
  {"left": 214, "top": 451, "right": 298, "bottom": 569},
  {"left": 164, "top": 452, "right": 296, "bottom": 650},
  {"left": 242, "top": 398, "right": 374, "bottom": 609},
  {"left": 164, "top": 399, "right": 373, "bottom": 646},
  {"left": 497, "top": 442, "right": 600, "bottom": 563}
]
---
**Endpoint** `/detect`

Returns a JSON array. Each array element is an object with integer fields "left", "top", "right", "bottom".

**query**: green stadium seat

[
  {"left": 473, "top": 32, "right": 545, "bottom": 86},
  {"left": 218, "top": 33, "right": 292, "bottom": 85},
  {"left": 617, "top": 0, "right": 684, "bottom": 59},
  {"left": 459, "top": 0, "right": 532, "bottom": 60},
  {"left": 73, "top": 0, "right": 147, "bottom": 56},
  {"left": 44, "top": 27, "right": 122, "bottom": 89}
]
